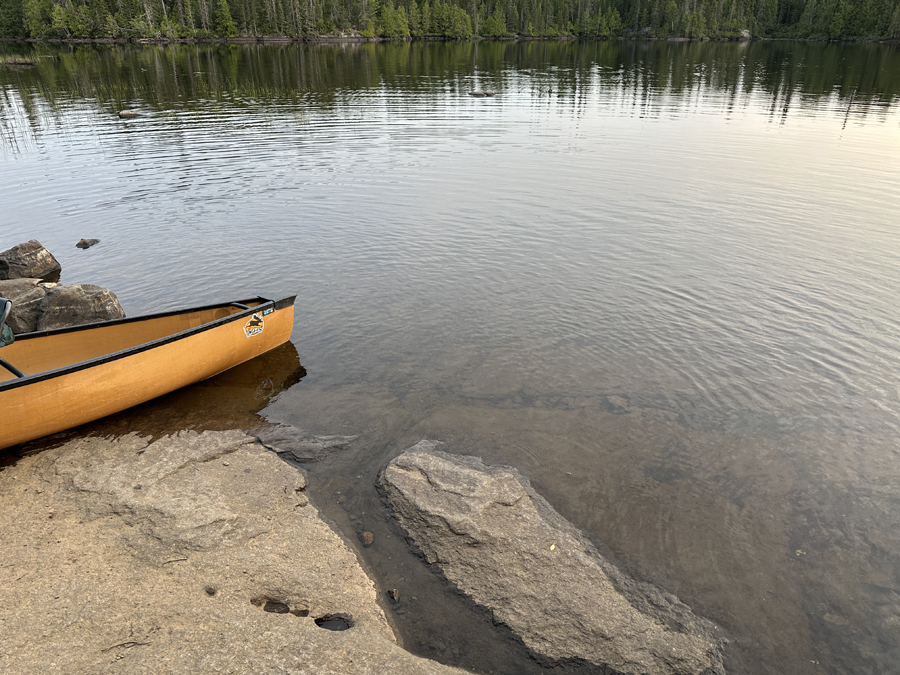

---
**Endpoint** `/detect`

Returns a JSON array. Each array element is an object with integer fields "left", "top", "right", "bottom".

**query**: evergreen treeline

[{"left": 0, "top": 0, "right": 898, "bottom": 43}]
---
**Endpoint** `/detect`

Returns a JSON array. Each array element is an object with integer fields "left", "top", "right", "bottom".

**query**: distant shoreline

[{"left": 2, "top": 35, "right": 899, "bottom": 46}]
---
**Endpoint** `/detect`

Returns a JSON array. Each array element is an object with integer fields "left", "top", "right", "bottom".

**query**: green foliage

[
  {"left": 0, "top": 0, "right": 896, "bottom": 39},
  {"left": 829, "top": 4, "right": 845, "bottom": 37},
  {"left": 22, "top": 0, "right": 53, "bottom": 36},
  {"left": 213, "top": 0, "right": 237, "bottom": 35},
  {"left": 0, "top": 0, "right": 25, "bottom": 35},
  {"left": 664, "top": 0, "right": 677, "bottom": 33},
  {"left": 378, "top": 0, "right": 409, "bottom": 36},
  {"left": 427, "top": 0, "right": 472, "bottom": 36},
  {"left": 407, "top": 0, "right": 423, "bottom": 35},
  {"left": 480, "top": 5, "right": 508, "bottom": 35}
]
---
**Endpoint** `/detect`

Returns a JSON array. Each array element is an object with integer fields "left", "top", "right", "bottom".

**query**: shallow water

[{"left": 2, "top": 39, "right": 900, "bottom": 675}]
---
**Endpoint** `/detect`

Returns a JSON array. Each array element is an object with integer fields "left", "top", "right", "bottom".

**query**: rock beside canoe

[
  {"left": 377, "top": 443, "right": 727, "bottom": 675},
  {"left": 0, "top": 281, "right": 46, "bottom": 334},
  {"left": 0, "top": 277, "right": 42, "bottom": 299},
  {"left": 0, "top": 280, "right": 125, "bottom": 333},
  {"left": 0, "top": 431, "right": 472, "bottom": 675},
  {"left": 36, "top": 283, "right": 125, "bottom": 331},
  {"left": 0, "top": 239, "right": 61, "bottom": 282},
  {"left": 0, "top": 241, "right": 124, "bottom": 334}
]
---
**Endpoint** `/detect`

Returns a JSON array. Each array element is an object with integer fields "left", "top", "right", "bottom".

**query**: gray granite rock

[
  {"left": 37, "top": 282, "right": 125, "bottom": 330},
  {"left": 1, "top": 279, "right": 125, "bottom": 333},
  {"left": 256, "top": 424, "right": 358, "bottom": 462},
  {"left": 0, "top": 431, "right": 471, "bottom": 675},
  {"left": 378, "top": 443, "right": 727, "bottom": 675},
  {"left": 4, "top": 285, "right": 47, "bottom": 333},
  {"left": 0, "top": 239, "right": 61, "bottom": 281},
  {"left": 0, "top": 278, "right": 46, "bottom": 333},
  {"left": 0, "top": 277, "right": 42, "bottom": 299}
]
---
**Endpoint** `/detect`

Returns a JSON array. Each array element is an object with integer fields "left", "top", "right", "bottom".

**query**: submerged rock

[
  {"left": 76, "top": 238, "right": 100, "bottom": 249},
  {"left": 36, "top": 283, "right": 125, "bottom": 331},
  {"left": 0, "top": 239, "right": 61, "bottom": 282},
  {"left": 378, "top": 443, "right": 727, "bottom": 675},
  {"left": 255, "top": 424, "right": 358, "bottom": 462}
]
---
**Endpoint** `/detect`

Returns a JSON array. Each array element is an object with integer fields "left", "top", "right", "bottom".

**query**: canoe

[{"left": 0, "top": 295, "right": 296, "bottom": 450}]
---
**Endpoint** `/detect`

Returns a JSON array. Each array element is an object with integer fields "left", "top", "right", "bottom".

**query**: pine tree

[{"left": 213, "top": 0, "right": 237, "bottom": 33}]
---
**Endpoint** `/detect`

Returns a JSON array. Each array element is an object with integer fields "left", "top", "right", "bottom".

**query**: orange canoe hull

[{"left": 0, "top": 296, "right": 295, "bottom": 450}]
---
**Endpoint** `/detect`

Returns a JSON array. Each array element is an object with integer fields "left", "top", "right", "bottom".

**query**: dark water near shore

[{"left": 3, "top": 39, "right": 900, "bottom": 675}]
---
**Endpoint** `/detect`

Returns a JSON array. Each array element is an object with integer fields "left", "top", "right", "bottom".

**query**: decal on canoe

[{"left": 243, "top": 313, "right": 265, "bottom": 338}]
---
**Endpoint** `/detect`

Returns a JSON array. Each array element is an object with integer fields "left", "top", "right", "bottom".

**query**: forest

[{"left": 0, "top": 0, "right": 898, "bottom": 44}]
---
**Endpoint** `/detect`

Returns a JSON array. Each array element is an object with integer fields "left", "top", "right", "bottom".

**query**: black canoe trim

[
  {"left": 0, "top": 295, "right": 296, "bottom": 393},
  {"left": 274, "top": 295, "right": 297, "bottom": 311}
]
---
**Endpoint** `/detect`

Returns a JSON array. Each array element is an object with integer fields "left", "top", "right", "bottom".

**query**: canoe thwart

[{"left": 0, "top": 357, "right": 24, "bottom": 378}]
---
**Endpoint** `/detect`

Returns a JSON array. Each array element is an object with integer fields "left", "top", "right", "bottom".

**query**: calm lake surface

[{"left": 2, "top": 39, "right": 900, "bottom": 675}]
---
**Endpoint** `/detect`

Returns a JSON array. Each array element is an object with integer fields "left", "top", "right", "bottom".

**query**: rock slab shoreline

[
  {"left": 0, "top": 431, "right": 470, "bottom": 675},
  {"left": 378, "top": 442, "right": 727, "bottom": 675}
]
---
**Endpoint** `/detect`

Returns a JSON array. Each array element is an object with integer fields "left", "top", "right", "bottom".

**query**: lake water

[{"left": 2, "top": 39, "right": 900, "bottom": 675}]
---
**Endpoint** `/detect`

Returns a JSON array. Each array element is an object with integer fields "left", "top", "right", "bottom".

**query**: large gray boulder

[
  {"left": 5, "top": 285, "right": 46, "bottom": 333},
  {"left": 0, "top": 279, "right": 126, "bottom": 334},
  {"left": 0, "top": 277, "right": 41, "bottom": 299},
  {"left": 36, "top": 282, "right": 125, "bottom": 331},
  {"left": 0, "top": 239, "right": 61, "bottom": 282},
  {"left": 378, "top": 443, "right": 727, "bottom": 675},
  {"left": 0, "top": 279, "right": 45, "bottom": 333}
]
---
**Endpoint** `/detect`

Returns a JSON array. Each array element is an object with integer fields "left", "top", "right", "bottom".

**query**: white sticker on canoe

[{"left": 243, "top": 313, "right": 264, "bottom": 338}]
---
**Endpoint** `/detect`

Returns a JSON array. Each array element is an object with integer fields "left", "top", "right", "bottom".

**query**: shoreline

[
  {"left": 3, "top": 35, "right": 899, "bottom": 46},
  {"left": 0, "top": 430, "right": 472, "bottom": 675}
]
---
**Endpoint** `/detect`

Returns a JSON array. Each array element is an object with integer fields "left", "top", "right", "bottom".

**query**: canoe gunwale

[{"left": 0, "top": 295, "right": 295, "bottom": 393}]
